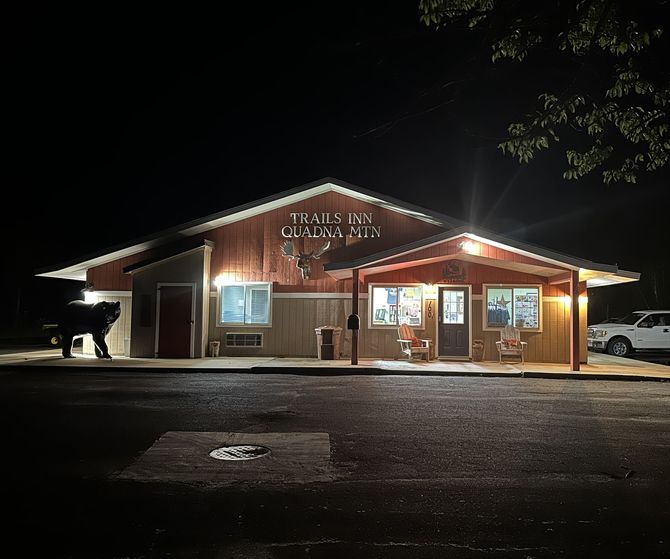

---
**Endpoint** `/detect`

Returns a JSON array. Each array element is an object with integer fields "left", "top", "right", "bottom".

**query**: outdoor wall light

[
  {"left": 458, "top": 240, "right": 477, "bottom": 254},
  {"left": 424, "top": 284, "right": 438, "bottom": 299},
  {"left": 561, "top": 296, "right": 589, "bottom": 304},
  {"left": 214, "top": 274, "right": 236, "bottom": 288}
]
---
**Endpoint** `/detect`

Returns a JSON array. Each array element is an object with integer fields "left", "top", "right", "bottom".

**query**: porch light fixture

[
  {"left": 458, "top": 240, "right": 477, "bottom": 254},
  {"left": 214, "top": 274, "right": 238, "bottom": 288},
  {"left": 424, "top": 284, "right": 438, "bottom": 299},
  {"left": 561, "top": 296, "right": 589, "bottom": 304}
]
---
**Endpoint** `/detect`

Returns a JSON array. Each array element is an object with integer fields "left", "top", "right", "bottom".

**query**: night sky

[{"left": 4, "top": 2, "right": 669, "bottom": 332}]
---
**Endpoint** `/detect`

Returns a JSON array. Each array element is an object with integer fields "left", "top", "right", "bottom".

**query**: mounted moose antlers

[{"left": 280, "top": 240, "right": 331, "bottom": 280}]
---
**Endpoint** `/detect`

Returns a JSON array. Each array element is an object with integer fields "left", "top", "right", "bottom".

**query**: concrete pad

[
  {"left": 117, "top": 431, "right": 333, "bottom": 484},
  {"left": 0, "top": 349, "right": 667, "bottom": 380}
]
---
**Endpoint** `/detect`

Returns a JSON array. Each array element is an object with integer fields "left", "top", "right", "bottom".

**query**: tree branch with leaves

[{"left": 419, "top": 0, "right": 670, "bottom": 183}]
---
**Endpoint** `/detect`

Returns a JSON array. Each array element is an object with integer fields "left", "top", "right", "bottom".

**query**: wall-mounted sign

[
  {"left": 442, "top": 261, "right": 466, "bottom": 282},
  {"left": 281, "top": 212, "right": 381, "bottom": 238}
]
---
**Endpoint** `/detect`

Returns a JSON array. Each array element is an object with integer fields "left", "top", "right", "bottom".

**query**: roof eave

[
  {"left": 324, "top": 228, "right": 639, "bottom": 285},
  {"left": 36, "top": 177, "right": 460, "bottom": 280}
]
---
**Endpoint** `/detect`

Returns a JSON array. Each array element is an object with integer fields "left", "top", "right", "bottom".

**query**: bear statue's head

[{"left": 96, "top": 301, "right": 121, "bottom": 325}]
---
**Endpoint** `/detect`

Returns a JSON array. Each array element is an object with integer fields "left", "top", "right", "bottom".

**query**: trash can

[
  {"left": 472, "top": 339, "right": 485, "bottom": 362},
  {"left": 315, "top": 326, "right": 343, "bottom": 360},
  {"left": 209, "top": 340, "right": 221, "bottom": 357}
]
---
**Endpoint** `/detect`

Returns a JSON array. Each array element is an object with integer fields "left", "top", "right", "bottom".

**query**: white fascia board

[
  {"left": 342, "top": 230, "right": 577, "bottom": 273},
  {"left": 36, "top": 269, "right": 88, "bottom": 281},
  {"left": 125, "top": 245, "right": 210, "bottom": 275},
  {"left": 329, "top": 184, "right": 444, "bottom": 226},
  {"left": 35, "top": 239, "right": 162, "bottom": 282},
  {"left": 586, "top": 272, "right": 641, "bottom": 288},
  {"left": 461, "top": 233, "right": 581, "bottom": 272},
  {"left": 178, "top": 183, "right": 334, "bottom": 235},
  {"left": 179, "top": 182, "right": 444, "bottom": 235},
  {"left": 326, "top": 230, "right": 637, "bottom": 287},
  {"left": 38, "top": 181, "right": 448, "bottom": 281}
]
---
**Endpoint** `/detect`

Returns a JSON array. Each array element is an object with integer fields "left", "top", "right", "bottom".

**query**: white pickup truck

[{"left": 587, "top": 310, "right": 670, "bottom": 356}]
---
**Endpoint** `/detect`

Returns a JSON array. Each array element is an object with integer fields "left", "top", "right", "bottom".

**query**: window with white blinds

[{"left": 219, "top": 283, "right": 271, "bottom": 325}]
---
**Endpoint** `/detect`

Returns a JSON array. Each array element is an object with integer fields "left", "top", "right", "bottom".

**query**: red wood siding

[
  {"left": 378, "top": 236, "right": 562, "bottom": 271},
  {"left": 87, "top": 190, "right": 446, "bottom": 291},
  {"left": 207, "top": 191, "right": 444, "bottom": 292},
  {"left": 87, "top": 255, "right": 140, "bottom": 291}
]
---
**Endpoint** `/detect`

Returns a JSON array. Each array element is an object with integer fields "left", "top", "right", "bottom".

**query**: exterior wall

[
  {"left": 471, "top": 299, "right": 578, "bottom": 364},
  {"left": 209, "top": 295, "right": 353, "bottom": 358},
  {"left": 82, "top": 292, "right": 132, "bottom": 356},
  {"left": 129, "top": 248, "right": 210, "bottom": 358},
  {"left": 88, "top": 255, "right": 140, "bottom": 292},
  {"left": 207, "top": 191, "right": 444, "bottom": 292},
  {"left": 364, "top": 261, "right": 588, "bottom": 363},
  {"left": 208, "top": 293, "right": 585, "bottom": 363},
  {"left": 87, "top": 190, "right": 446, "bottom": 292},
  {"left": 207, "top": 295, "right": 433, "bottom": 360},
  {"left": 201, "top": 248, "right": 212, "bottom": 359},
  {"left": 364, "top": 260, "right": 569, "bottom": 296},
  {"left": 84, "top": 188, "right": 591, "bottom": 364},
  {"left": 377, "top": 235, "right": 562, "bottom": 271}
]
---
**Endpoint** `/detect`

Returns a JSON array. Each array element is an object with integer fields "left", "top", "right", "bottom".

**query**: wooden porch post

[
  {"left": 351, "top": 268, "right": 359, "bottom": 365},
  {"left": 570, "top": 269, "right": 580, "bottom": 372}
]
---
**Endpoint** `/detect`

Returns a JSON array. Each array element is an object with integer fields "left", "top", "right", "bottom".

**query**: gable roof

[
  {"left": 36, "top": 177, "right": 465, "bottom": 281},
  {"left": 123, "top": 239, "right": 215, "bottom": 274},
  {"left": 324, "top": 227, "right": 640, "bottom": 288}
]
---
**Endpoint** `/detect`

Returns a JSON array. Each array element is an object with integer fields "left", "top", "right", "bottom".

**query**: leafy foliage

[{"left": 419, "top": 0, "right": 670, "bottom": 183}]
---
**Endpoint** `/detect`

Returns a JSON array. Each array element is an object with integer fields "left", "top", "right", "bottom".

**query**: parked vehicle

[
  {"left": 587, "top": 310, "right": 670, "bottom": 356},
  {"left": 598, "top": 317, "right": 621, "bottom": 324}
]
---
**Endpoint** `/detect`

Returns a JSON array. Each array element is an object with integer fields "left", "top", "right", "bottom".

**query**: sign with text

[{"left": 281, "top": 212, "right": 381, "bottom": 238}]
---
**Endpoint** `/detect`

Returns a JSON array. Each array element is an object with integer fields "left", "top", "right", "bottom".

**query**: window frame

[
  {"left": 368, "top": 282, "right": 425, "bottom": 330},
  {"left": 216, "top": 281, "right": 273, "bottom": 327},
  {"left": 482, "top": 283, "right": 543, "bottom": 332}
]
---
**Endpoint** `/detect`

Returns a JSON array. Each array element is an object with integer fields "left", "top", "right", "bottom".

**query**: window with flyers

[
  {"left": 370, "top": 284, "right": 423, "bottom": 328},
  {"left": 483, "top": 284, "right": 541, "bottom": 331}
]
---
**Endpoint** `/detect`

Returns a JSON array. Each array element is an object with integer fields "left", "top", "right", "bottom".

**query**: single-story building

[{"left": 37, "top": 178, "right": 639, "bottom": 370}]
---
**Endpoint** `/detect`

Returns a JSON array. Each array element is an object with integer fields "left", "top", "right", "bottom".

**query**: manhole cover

[{"left": 208, "top": 445, "right": 271, "bottom": 461}]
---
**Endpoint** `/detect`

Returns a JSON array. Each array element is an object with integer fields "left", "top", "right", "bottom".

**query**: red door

[{"left": 157, "top": 285, "right": 193, "bottom": 358}]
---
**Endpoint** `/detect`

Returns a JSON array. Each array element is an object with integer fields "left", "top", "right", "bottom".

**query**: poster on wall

[
  {"left": 398, "top": 286, "right": 422, "bottom": 327},
  {"left": 513, "top": 288, "right": 539, "bottom": 329}
]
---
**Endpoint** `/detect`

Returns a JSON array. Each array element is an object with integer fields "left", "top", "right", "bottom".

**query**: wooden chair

[
  {"left": 495, "top": 325, "right": 528, "bottom": 364},
  {"left": 397, "top": 323, "right": 431, "bottom": 362}
]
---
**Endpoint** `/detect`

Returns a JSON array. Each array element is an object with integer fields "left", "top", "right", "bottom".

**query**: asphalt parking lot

[{"left": 1, "top": 368, "right": 669, "bottom": 558}]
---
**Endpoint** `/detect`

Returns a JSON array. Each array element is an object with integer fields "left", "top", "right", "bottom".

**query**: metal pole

[
  {"left": 351, "top": 268, "right": 359, "bottom": 365},
  {"left": 570, "top": 269, "right": 580, "bottom": 372}
]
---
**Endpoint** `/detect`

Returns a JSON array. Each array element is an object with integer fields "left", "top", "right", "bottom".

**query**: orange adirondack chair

[
  {"left": 397, "top": 323, "right": 431, "bottom": 361},
  {"left": 495, "top": 325, "right": 528, "bottom": 364}
]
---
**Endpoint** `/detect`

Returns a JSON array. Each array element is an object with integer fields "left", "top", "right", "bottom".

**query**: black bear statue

[{"left": 59, "top": 300, "right": 121, "bottom": 359}]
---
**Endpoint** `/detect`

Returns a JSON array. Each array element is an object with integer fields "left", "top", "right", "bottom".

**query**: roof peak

[{"left": 36, "top": 177, "right": 462, "bottom": 281}]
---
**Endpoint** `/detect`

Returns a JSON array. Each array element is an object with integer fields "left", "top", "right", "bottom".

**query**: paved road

[{"left": 1, "top": 369, "right": 669, "bottom": 558}]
